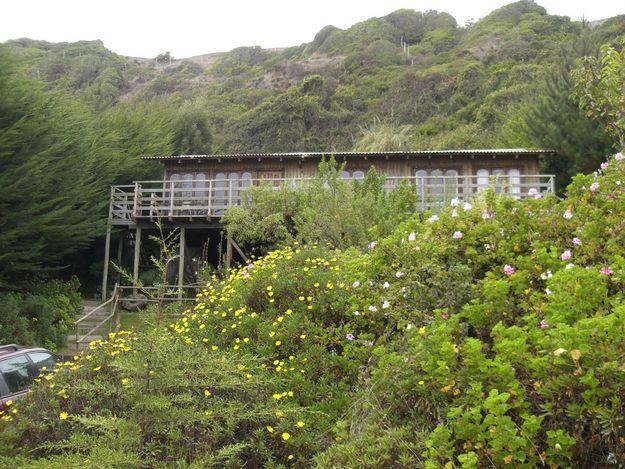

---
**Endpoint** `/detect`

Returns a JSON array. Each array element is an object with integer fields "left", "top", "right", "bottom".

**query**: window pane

[
  {"left": 492, "top": 169, "right": 505, "bottom": 194},
  {"left": 353, "top": 170, "right": 365, "bottom": 180},
  {"left": 508, "top": 169, "right": 521, "bottom": 196},
  {"left": 444, "top": 169, "right": 459, "bottom": 197},
  {"left": 477, "top": 169, "right": 489, "bottom": 188},
  {"left": 0, "top": 356, "right": 32, "bottom": 394},
  {"left": 28, "top": 352, "right": 57, "bottom": 375}
]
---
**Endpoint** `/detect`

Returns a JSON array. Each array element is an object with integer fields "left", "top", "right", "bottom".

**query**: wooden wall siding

[{"left": 163, "top": 155, "right": 539, "bottom": 180}]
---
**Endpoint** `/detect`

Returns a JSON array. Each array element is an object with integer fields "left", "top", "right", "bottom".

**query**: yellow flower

[
  {"left": 121, "top": 378, "right": 129, "bottom": 385},
  {"left": 275, "top": 341, "right": 282, "bottom": 346},
  {"left": 204, "top": 389, "right": 211, "bottom": 397},
  {"left": 267, "top": 425, "right": 274, "bottom": 433},
  {"left": 5, "top": 400, "right": 12, "bottom": 407},
  {"left": 211, "top": 345, "right": 219, "bottom": 351},
  {"left": 296, "top": 421, "right": 305, "bottom": 427},
  {"left": 59, "top": 411, "right": 69, "bottom": 420},
  {"left": 282, "top": 432, "right": 290, "bottom": 440},
  {"left": 288, "top": 454, "right": 294, "bottom": 460},
  {"left": 299, "top": 334, "right": 306, "bottom": 339},
  {"left": 418, "top": 380, "right": 425, "bottom": 385},
  {"left": 92, "top": 366, "right": 101, "bottom": 372}
]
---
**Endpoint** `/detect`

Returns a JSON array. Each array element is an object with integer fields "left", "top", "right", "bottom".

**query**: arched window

[
  {"left": 241, "top": 172, "right": 253, "bottom": 204},
  {"left": 352, "top": 170, "right": 365, "bottom": 181},
  {"left": 214, "top": 172, "right": 226, "bottom": 213},
  {"left": 492, "top": 169, "right": 505, "bottom": 194},
  {"left": 430, "top": 169, "right": 443, "bottom": 195},
  {"left": 193, "top": 173, "right": 206, "bottom": 212},
  {"left": 340, "top": 170, "right": 350, "bottom": 180},
  {"left": 508, "top": 168, "right": 521, "bottom": 197},
  {"left": 182, "top": 173, "right": 193, "bottom": 200},
  {"left": 477, "top": 169, "right": 490, "bottom": 192},
  {"left": 444, "top": 169, "right": 459, "bottom": 198},
  {"left": 415, "top": 170, "right": 428, "bottom": 203}
]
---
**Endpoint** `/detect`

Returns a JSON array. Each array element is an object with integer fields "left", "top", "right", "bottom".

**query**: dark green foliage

[
  {"left": 504, "top": 44, "right": 614, "bottom": 192},
  {"left": 172, "top": 101, "right": 213, "bottom": 155},
  {"left": 0, "top": 278, "right": 81, "bottom": 351}
]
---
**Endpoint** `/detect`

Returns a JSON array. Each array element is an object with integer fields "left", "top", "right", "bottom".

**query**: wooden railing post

[
  {"left": 133, "top": 182, "right": 140, "bottom": 218},
  {"left": 207, "top": 179, "right": 213, "bottom": 217}
]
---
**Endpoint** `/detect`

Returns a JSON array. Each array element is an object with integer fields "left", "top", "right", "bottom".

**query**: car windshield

[
  {"left": 28, "top": 352, "right": 57, "bottom": 374},
  {"left": 0, "top": 355, "right": 32, "bottom": 395}
]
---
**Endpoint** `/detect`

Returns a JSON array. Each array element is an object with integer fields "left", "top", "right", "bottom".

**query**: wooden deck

[
  {"left": 107, "top": 174, "right": 556, "bottom": 225},
  {"left": 109, "top": 174, "right": 555, "bottom": 225}
]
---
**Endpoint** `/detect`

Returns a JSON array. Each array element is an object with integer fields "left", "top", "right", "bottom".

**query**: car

[{"left": 0, "top": 344, "right": 60, "bottom": 405}]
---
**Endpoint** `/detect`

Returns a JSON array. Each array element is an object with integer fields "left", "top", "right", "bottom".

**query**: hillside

[{"left": 4, "top": 1, "right": 625, "bottom": 155}]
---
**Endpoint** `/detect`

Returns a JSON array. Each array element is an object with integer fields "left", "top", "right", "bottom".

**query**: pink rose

[
  {"left": 561, "top": 250, "right": 572, "bottom": 261},
  {"left": 452, "top": 231, "right": 463, "bottom": 240},
  {"left": 503, "top": 264, "right": 516, "bottom": 276}
]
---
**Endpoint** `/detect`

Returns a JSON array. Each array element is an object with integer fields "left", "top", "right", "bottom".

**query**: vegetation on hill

[{"left": 1, "top": 151, "right": 624, "bottom": 466}]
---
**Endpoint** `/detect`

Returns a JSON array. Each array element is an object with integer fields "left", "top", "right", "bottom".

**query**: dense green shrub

[
  {"left": 222, "top": 158, "right": 417, "bottom": 253},
  {"left": 3, "top": 152, "right": 625, "bottom": 466},
  {"left": 0, "top": 278, "right": 82, "bottom": 350}
]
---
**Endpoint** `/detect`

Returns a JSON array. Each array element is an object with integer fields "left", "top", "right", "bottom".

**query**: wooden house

[{"left": 101, "top": 149, "right": 555, "bottom": 299}]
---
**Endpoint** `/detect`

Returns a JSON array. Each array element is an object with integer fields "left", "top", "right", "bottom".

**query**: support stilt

[
  {"left": 178, "top": 227, "right": 186, "bottom": 299},
  {"left": 133, "top": 226, "right": 142, "bottom": 293},
  {"left": 116, "top": 233, "right": 123, "bottom": 283},
  {"left": 225, "top": 233, "right": 233, "bottom": 270},
  {"left": 101, "top": 226, "right": 112, "bottom": 301}
]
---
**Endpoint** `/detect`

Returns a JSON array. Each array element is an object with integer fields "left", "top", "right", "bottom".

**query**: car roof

[{"left": 0, "top": 344, "right": 51, "bottom": 358}]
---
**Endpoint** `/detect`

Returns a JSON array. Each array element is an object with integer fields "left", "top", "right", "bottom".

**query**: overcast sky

[{"left": 1, "top": 0, "right": 623, "bottom": 58}]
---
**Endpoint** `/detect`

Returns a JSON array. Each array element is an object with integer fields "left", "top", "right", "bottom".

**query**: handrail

[
  {"left": 75, "top": 284, "right": 119, "bottom": 346},
  {"left": 107, "top": 174, "right": 557, "bottom": 222}
]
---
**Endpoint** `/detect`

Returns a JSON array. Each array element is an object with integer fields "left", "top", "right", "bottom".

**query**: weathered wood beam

[
  {"left": 178, "top": 227, "right": 186, "bottom": 299},
  {"left": 101, "top": 226, "right": 112, "bottom": 301},
  {"left": 133, "top": 226, "right": 141, "bottom": 293}
]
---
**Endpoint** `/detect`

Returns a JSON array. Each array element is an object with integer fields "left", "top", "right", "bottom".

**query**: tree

[
  {"left": 172, "top": 101, "right": 213, "bottom": 155},
  {"left": 0, "top": 47, "right": 106, "bottom": 286},
  {"left": 504, "top": 40, "right": 614, "bottom": 192},
  {"left": 572, "top": 40, "right": 625, "bottom": 148}
]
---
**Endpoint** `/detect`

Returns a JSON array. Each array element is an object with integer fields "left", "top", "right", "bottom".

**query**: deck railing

[{"left": 108, "top": 174, "right": 556, "bottom": 223}]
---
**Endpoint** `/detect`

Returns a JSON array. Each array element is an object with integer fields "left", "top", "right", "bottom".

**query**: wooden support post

[
  {"left": 116, "top": 232, "right": 124, "bottom": 283},
  {"left": 101, "top": 226, "right": 112, "bottom": 301},
  {"left": 133, "top": 226, "right": 141, "bottom": 293},
  {"left": 225, "top": 233, "right": 233, "bottom": 270},
  {"left": 178, "top": 227, "right": 186, "bottom": 299}
]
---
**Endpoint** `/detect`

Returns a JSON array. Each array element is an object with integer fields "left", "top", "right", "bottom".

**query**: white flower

[
  {"left": 406, "top": 323, "right": 413, "bottom": 330},
  {"left": 352, "top": 281, "right": 360, "bottom": 288},
  {"left": 565, "top": 263, "right": 574, "bottom": 269},
  {"left": 408, "top": 232, "right": 416, "bottom": 241},
  {"left": 368, "top": 305, "right": 377, "bottom": 312},
  {"left": 545, "top": 288, "right": 553, "bottom": 295},
  {"left": 353, "top": 311, "right": 360, "bottom": 316},
  {"left": 451, "top": 209, "right": 458, "bottom": 218},
  {"left": 563, "top": 209, "right": 573, "bottom": 220},
  {"left": 527, "top": 188, "right": 539, "bottom": 197},
  {"left": 540, "top": 270, "right": 553, "bottom": 280},
  {"left": 382, "top": 281, "right": 390, "bottom": 289},
  {"left": 427, "top": 215, "right": 439, "bottom": 223},
  {"left": 450, "top": 198, "right": 460, "bottom": 207},
  {"left": 553, "top": 348, "right": 567, "bottom": 356},
  {"left": 382, "top": 301, "right": 390, "bottom": 309},
  {"left": 463, "top": 202, "right": 472, "bottom": 211}
]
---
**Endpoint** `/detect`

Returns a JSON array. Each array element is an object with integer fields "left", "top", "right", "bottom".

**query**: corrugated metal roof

[{"left": 141, "top": 149, "right": 554, "bottom": 161}]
